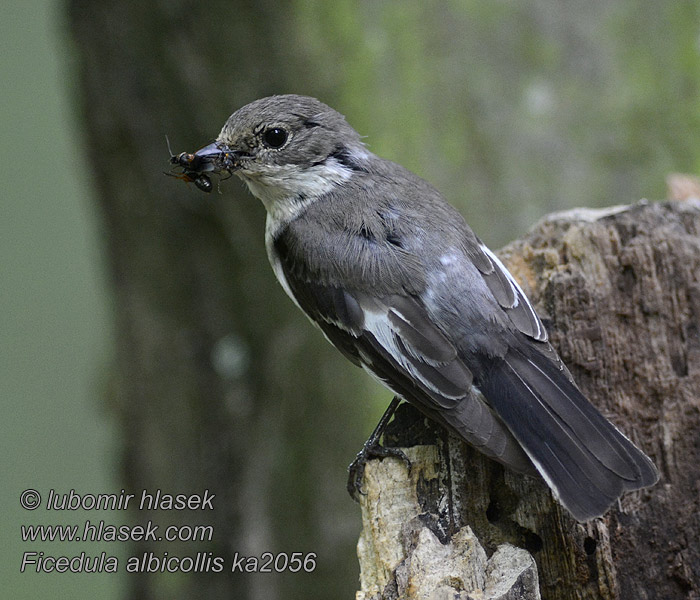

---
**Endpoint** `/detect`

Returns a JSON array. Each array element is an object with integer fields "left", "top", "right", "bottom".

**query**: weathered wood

[
  {"left": 356, "top": 199, "right": 700, "bottom": 600},
  {"left": 356, "top": 446, "right": 541, "bottom": 600}
]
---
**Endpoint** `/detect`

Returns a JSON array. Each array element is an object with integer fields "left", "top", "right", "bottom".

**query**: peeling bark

[{"left": 356, "top": 447, "right": 540, "bottom": 600}]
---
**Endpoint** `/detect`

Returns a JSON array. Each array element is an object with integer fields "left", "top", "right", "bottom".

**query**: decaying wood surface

[{"left": 356, "top": 199, "right": 700, "bottom": 600}]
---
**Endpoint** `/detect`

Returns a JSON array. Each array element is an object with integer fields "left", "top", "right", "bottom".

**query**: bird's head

[{"left": 189, "top": 95, "right": 369, "bottom": 209}]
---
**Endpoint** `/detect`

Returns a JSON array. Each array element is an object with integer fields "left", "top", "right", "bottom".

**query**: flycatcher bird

[{"left": 170, "top": 94, "right": 658, "bottom": 521}]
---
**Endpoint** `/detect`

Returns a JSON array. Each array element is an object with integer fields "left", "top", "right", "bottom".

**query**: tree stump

[{"left": 356, "top": 199, "right": 700, "bottom": 600}]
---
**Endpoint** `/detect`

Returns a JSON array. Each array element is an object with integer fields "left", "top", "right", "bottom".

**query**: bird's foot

[{"left": 347, "top": 440, "right": 412, "bottom": 501}]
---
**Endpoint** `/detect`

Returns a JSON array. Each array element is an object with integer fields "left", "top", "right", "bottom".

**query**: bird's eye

[{"left": 262, "top": 127, "right": 288, "bottom": 149}]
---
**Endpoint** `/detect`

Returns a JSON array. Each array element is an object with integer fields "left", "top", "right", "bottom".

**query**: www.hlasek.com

[{"left": 19, "top": 488, "right": 316, "bottom": 574}]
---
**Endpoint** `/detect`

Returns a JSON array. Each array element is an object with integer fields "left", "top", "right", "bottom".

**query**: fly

[{"left": 165, "top": 136, "right": 221, "bottom": 193}]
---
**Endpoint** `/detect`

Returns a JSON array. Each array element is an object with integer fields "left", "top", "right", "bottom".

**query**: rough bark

[{"left": 356, "top": 199, "right": 700, "bottom": 600}]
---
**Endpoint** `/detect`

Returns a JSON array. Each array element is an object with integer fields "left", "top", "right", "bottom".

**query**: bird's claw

[{"left": 347, "top": 442, "right": 412, "bottom": 501}]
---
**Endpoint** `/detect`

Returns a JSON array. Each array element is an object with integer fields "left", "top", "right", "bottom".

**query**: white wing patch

[
  {"left": 479, "top": 244, "right": 548, "bottom": 342},
  {"left": 364, "top": 309, "right": 444, "bottom": 398},
  {"left": 361, "top": 306, "right": 466, "bottom": 401}
]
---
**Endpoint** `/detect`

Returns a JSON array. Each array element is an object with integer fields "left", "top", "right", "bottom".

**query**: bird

[{"left": 172, "top": 94, "right": 659, "bottom": 521}]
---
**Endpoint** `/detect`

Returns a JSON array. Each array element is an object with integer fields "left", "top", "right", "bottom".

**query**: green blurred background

[
  {"left": 1, "top": 1, "right": 120, "bottom": 599},
  {"left": 2, "top": 1, "right": 699, "bottom": 599}
]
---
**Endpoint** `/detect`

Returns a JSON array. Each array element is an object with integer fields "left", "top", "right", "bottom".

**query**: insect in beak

[
  {"left": 167, "top": 170, "right": 214, "bottom": 193},
  {"left": 165, "top": 138, "right": 240, "bottom": 193}
]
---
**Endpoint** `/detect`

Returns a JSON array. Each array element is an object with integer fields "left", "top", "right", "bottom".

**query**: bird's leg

[{"left": 347, "top": 396, "right": 412, "bottom": 500}]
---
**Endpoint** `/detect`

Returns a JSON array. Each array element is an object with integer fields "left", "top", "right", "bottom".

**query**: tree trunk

[
  {"left": 356, "top": 199, "right": 700, "bottom": 600},
  {"left": 66, "top": 3, "right": 370, "bottom": 599}
]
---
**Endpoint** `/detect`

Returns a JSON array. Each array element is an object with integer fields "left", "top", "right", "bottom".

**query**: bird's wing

[
  {"left": 465, "top": 241, "right": 548, "bottom": 342},
  {"left": 270, "top": 227, "right": 534, "bottom": 473}
]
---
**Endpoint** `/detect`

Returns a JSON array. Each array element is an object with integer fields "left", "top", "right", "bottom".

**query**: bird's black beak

[
  {"left": 189, "top": 142, "right": 232, "bottom": 173},
  {"left": 167, "top": 140, "right": 243, "bottom": 193},
  {"left": 170, "top": 142, "right": 242, "bottom": 174},
  {"left": 190, "top": 142, "right": 222, "bottom": 171}
]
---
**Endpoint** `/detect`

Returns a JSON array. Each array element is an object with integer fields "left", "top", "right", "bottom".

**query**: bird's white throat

[{"left": 238, "top": 157, "right": 354, "bottom": 228}]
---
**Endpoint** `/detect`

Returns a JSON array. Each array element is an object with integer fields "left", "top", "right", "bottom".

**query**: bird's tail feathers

[{"left": 481, "top": 343, "right": 658, "bottom": 521}]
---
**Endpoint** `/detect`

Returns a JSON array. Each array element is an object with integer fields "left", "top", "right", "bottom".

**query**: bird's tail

[{"left": 480, "top": 343, "right": 658, "bottom": 521}]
